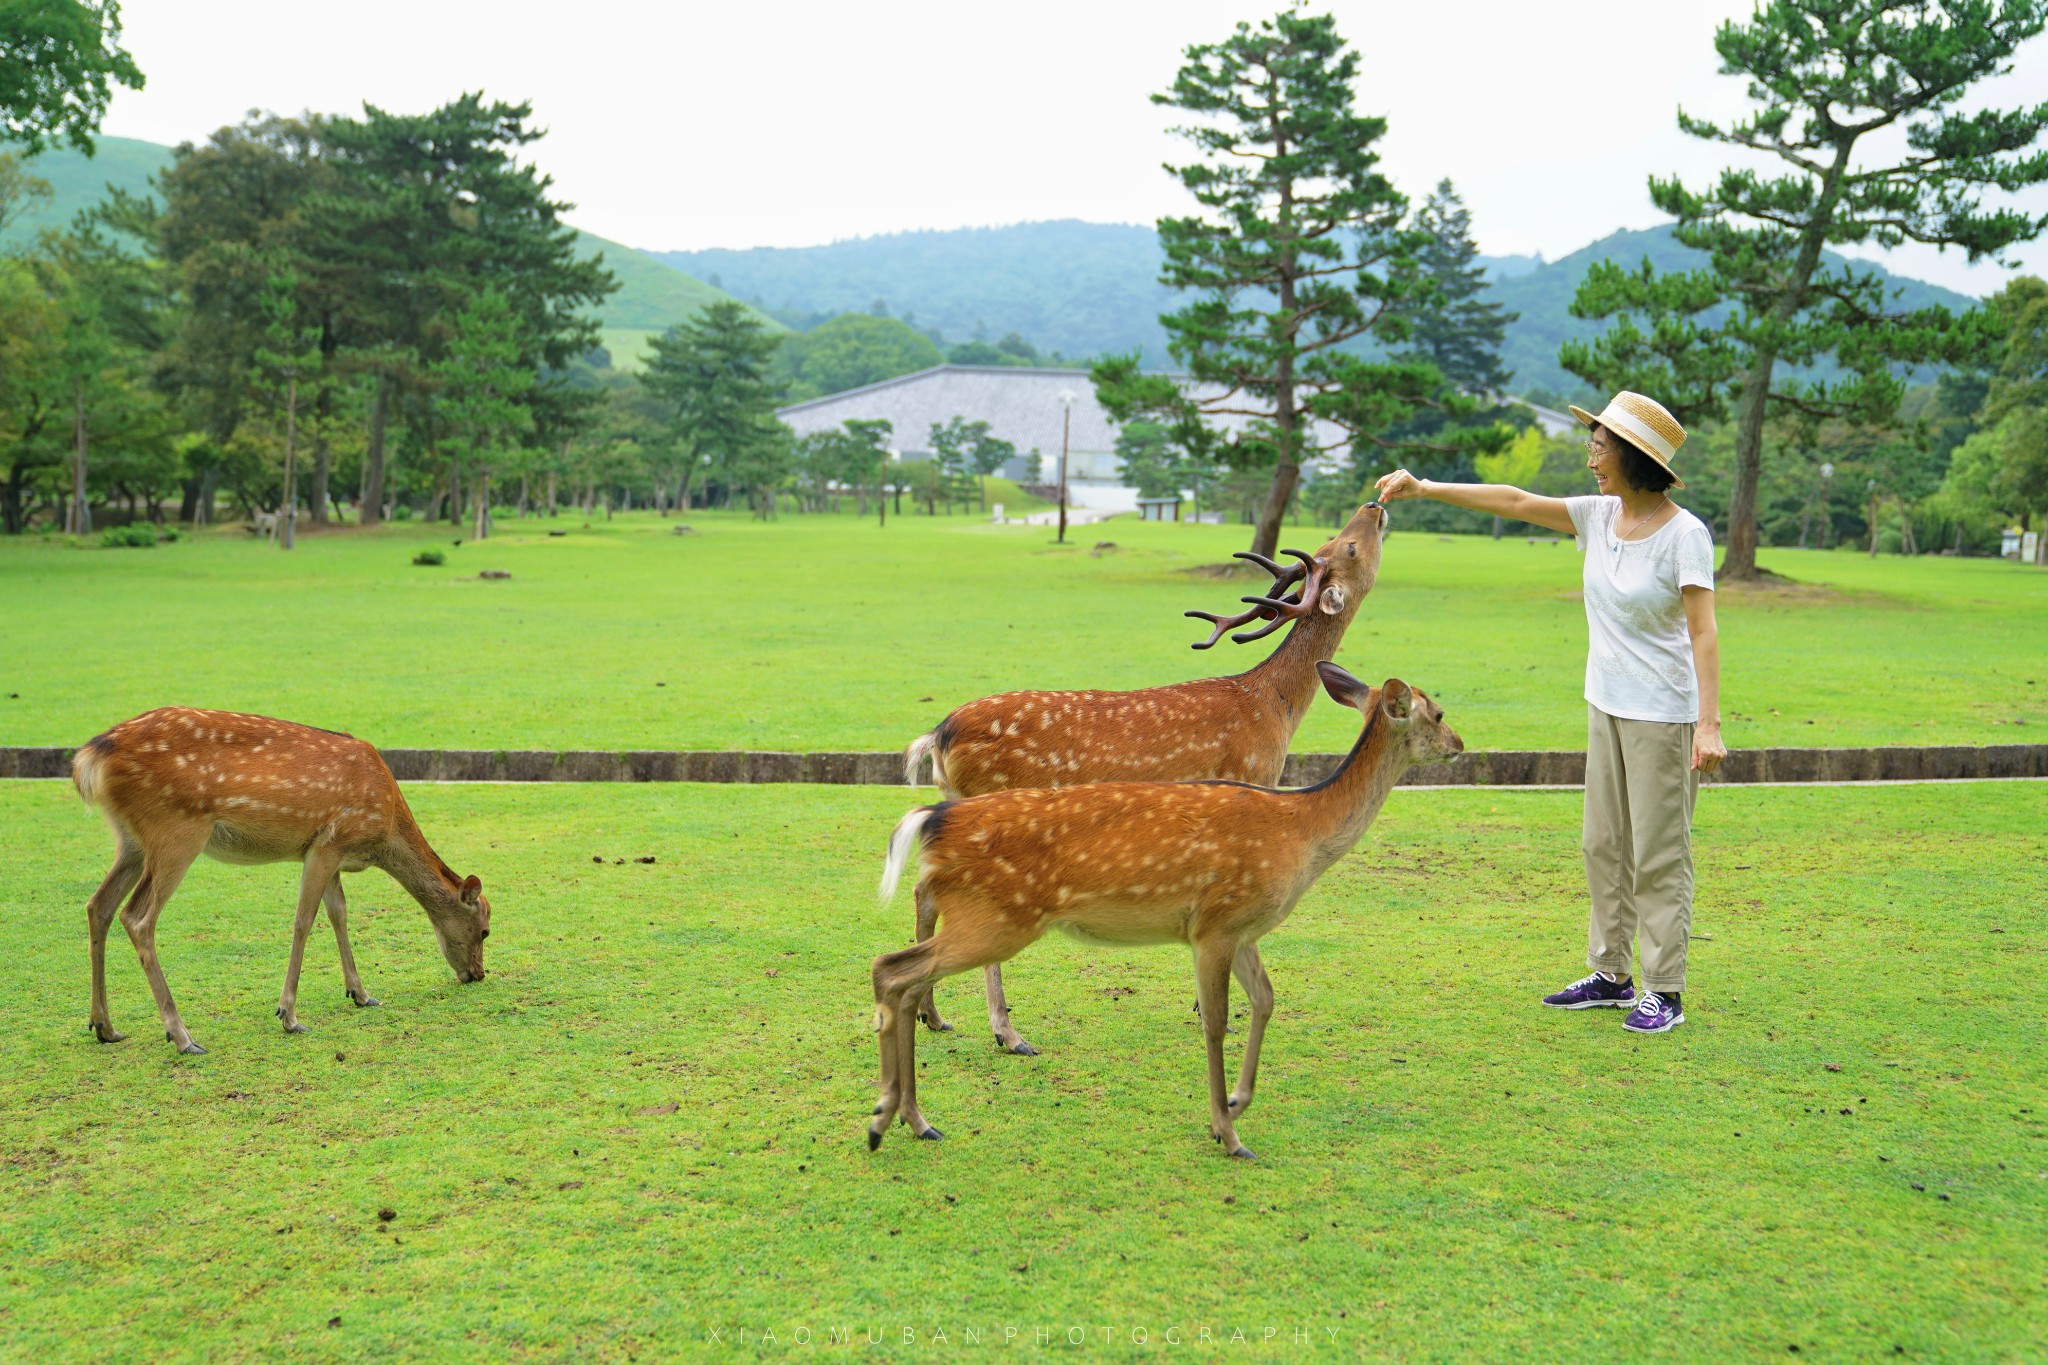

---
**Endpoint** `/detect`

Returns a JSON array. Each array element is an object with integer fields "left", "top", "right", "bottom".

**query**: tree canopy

[
  {"left": 1563, "top": 0, "right": 2048, "bottom": 578},
  {"left": 0, "top": 0, "right": 143, "bottom": 154},
  {"left": 1094, "top": 6, "right": 1505, "bottom": 559}
]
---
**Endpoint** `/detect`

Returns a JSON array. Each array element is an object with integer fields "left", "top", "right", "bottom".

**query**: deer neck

[
  {"left": 373, "top": 834, "right": 464, "bottom": 918},
  {"left": 1244, "top": 607, "right": 1355, "bottom": 735},
  {"left": 1293, "top": 713, "right": 1410, "bottom": 862}
]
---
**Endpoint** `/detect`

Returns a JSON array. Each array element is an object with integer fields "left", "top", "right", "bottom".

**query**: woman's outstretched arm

[{"left": 1374, "top": 468, "right": 1577, "bottom": 537}]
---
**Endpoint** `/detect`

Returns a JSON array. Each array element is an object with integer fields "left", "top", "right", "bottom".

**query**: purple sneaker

[
  {"left": 1543, "top": 972, "right": 1637, "bottom": 1009},
  {"left": 1622, "top": 991, "right": 1685, "bottom": 1034}
]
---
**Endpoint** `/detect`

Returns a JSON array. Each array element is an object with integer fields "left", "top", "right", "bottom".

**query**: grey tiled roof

[{"left": 776, "top": 365, "right": 1352, "bottom": 460}]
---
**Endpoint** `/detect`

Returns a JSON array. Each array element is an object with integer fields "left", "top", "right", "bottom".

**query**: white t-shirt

[{"left": 1565, "top": 495, "right": 1717, "bottom": 723}]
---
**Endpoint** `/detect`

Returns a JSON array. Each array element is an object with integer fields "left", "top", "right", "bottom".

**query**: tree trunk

[
  {"left": 280, "top": 378, "right": 299, "bottom": 550},
  {"left": 1723, "top": 356, "right": 1774, "bottom": 579},
  {"left": 361, "top": 374, "right": 392, "bottom": 527},
  {"left": 546, "top": 469, "right": 558, "bottom": 517},
  {"left": 69, "top": 381, "right": 91, "bottom": 536},
  {"left": 447, "top": 456, "right": 464, "bottom": 526},
  {"left": 473, "top": 467, "right": 491, "bottom": 541},
  {"left": 309, "top": 428, "right": 330, "bottom": 526},
  {"left": 1491, "top": 514, "right": 1503, "bottom": 540}
]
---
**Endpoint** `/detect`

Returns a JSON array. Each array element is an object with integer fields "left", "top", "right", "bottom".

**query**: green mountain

[
  {"left": 1488, "top": 225, "right": 1976, "bottom": 399},
  {"left": 0, "top": 133, "right": 171, "bottom": 246},
  {"left": 657, "top": 220, "right": 1979, "bottom": 397},
  {"left": 0, "top": 135, "right": 761, "bottom": 369},
  {"left": 657, "top": 221, "right": 1172, "bottom": 361}
]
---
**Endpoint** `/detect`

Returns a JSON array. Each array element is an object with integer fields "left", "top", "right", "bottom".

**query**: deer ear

[
  {"left": 1315, "top": 660, "right": 1370, "bottom": 709},
  {"left": 1381, "top": 679, "right": 1415, "bottom": 729},
  {"left": 1318, "top": 584, "right": 1348, "bottom": 615},
  {"left": 460, "top": 875, "right": 483, "bottom": 909}
]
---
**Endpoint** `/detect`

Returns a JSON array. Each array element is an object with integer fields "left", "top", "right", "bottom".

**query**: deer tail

[
  {"left": 71, "top": 736, "right": 113, "bottom": 809},
  {"left": 879, "top": 807, "right": 937, "bottom": 904},
  {"left": 903, "top": 730, "right": 939, "bottom": 787}
]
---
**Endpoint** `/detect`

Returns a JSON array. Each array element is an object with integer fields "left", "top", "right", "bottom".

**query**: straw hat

[{"left": 1569, "top": 391, "right": 1687, "bottom": 489}]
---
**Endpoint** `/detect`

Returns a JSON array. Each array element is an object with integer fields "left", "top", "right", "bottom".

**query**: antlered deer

[
  {"left": 869, "top": 662, "right": 1462, "bottom": 1158},
  {"left": 72, "top": 707, "right": 492, "bottom": 1054},
  {"left": 902, "top": 500, "right": 1390, "bottom": 1053}
]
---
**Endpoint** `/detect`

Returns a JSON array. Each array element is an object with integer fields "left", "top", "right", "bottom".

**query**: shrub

[
  {"left": 412, "top": 549, "right": 445, "bottom": 566},
  {"left": 99, "top": 525, "right": 160, "bottom": 549}
]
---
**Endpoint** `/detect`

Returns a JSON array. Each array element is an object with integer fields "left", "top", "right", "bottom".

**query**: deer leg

[
  {"left": 86, "top": 839, "right": 144, "bottom": 1043},
  {"left": 911, "top": 883, "right": 953, "bottom": 1033},
  {"left": 984, "top": 964, "right": 1039, "bottom": 1056},
  {"left": 1226, "top": 943, "right": 1276, "bottom": 1120},
  {"left": 277, "top": 847, "right": 343, "bottom": 1033},
  {"left": 870, "top": 915, "right": 1037, "bottom": 1150},
  {"left": 1195, "top": 940, "right": 1252, "bottom": 1158},
  {"left": 323, "top": 876, "right": 378, "bottom": 1007},
  {"left": 119, "top": 827, "right": 210, "bottom": 1055}
]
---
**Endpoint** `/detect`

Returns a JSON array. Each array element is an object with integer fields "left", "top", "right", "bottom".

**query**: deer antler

[{"left": 1185, "top": 549, "right": 1327, "bottom": 649}]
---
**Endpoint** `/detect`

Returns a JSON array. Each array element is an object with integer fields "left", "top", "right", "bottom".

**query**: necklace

[{"left": 1615, "top": 496, "right": 1671, "bottom": 543}]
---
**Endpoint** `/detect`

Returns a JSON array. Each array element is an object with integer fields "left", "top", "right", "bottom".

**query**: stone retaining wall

[{"left": 5, "top": 745, "right": 2043, "bottom": 786}]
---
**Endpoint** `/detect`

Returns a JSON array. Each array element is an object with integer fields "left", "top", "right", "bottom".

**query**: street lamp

[{"left": 1055, "top": 389, "right": 1077, "bottom": 545}]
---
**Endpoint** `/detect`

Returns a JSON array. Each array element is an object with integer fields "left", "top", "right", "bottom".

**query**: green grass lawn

[
  {"left": 2, "top": 511, "right": 2043, "bottom": 756},
  {"left": 1, "top": 779, "right": 2040, "bottom": 1361}
]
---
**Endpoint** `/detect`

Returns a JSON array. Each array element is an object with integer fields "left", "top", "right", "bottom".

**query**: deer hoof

[
  {"left": 1000, "top": 1039, "right": 1039, "bottom": 1056},
  {"left": 867, "top": 1129, "right": 883, "bottom": 1152},
  {"left": 283, "top": 1023, "right": 310, "bottom": 1035},
  {"left": 91, "top": 1025, "right": 125, "bottom": 1044},
  {"left": 1227, "top": 1145, "right": 1257, "bottom": 1160},
  {"left": 916, "top": 1126, "right": 945, "bottom": 1142},
  {"left": 348, "top": 991, "right": 381, "bottom": 1008},
  {"left": 177, "top": 1041, "right": 208, "bottom": 1056}
]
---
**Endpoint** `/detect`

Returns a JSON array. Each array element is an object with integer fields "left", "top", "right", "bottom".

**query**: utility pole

[{"left": 1056, "top": 389, "right": 1075, "bottom": 545}]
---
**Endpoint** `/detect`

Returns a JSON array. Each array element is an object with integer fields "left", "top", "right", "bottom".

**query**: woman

[{"left": 1375, "top": 391, "right": 1725, "bottom": 1035}]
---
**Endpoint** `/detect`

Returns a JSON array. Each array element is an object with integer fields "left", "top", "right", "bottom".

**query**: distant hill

[
  {"left": 655, "top": 220, "right": 1979, "bottom": 398},
  {"left": 1488, "top": 225, "right": 1976, "bottom": 399},
  {"left": 0, "top": 134, "right": 170, "bottom": 247},
  {"left": 0, "top": 135, "right": 761, "bottom": 369},
  {"left": 658, "top": 221, "right": 1174, "bottom": 361}
]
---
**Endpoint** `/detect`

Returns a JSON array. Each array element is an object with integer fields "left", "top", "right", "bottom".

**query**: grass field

[
  {"left": 2, "top": 511, "right": 2044, "bottom": 756},
  {"left": 0, "top": 778, "right": 2041, "bottom": 1361}
]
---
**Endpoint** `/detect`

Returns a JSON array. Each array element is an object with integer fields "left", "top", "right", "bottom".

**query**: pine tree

[
  {"left": 1093, "top": 8, "right": 1506, "bottom": 560},
  {"left": 1406, "top": 179, "right": 1517, "bottom": 396},
  {"left": 1564, "top": 0, "right": 2048, "bottom": 579}
]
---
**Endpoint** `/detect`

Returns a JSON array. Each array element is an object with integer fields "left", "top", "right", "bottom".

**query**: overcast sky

[{"left": 101, "top": 0, "right": 2048, "bottom": 295}]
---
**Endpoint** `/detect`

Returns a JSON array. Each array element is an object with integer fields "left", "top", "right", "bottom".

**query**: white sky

[{"left": 102, "top": 0, "right": 2048, "bottom": 296}]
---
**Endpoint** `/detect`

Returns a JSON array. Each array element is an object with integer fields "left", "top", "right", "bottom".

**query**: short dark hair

[{"left": 1598, "top": 424, "right": 1677, "bottom": 494}]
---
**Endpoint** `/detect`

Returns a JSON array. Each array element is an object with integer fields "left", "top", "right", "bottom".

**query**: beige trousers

[{"left": 1583, "top": 705, "right": 1698, "bottom": 993}]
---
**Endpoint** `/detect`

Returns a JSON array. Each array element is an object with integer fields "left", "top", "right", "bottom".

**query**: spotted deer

[
  {"left": 902, "top": 500, "right": 1390, "bottom": 1054},
  {"left": 72, "top": 707, "right": 492, "bottom": 1054},
  {"left": 869, "top": 663, "right": 1462, "bottom": 1158}
]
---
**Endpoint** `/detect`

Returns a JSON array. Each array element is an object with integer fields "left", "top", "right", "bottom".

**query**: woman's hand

[
  {"left": 1375, "top": 468, "right": 1427, "bottom": 502},
  {"left": 1692, "top": 721, "right": 1726, "bottom": 774}
]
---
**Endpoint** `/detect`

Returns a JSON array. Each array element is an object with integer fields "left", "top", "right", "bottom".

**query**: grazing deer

[
  {"left": 71, "top": 707, "right": 492, "bottom": 1054},
  {"left": 869, "top": 662, "right": 1462, "bottom": 1158},
  {"left": 902, "top": 500, "right": 1390, "bottom": 1054}
]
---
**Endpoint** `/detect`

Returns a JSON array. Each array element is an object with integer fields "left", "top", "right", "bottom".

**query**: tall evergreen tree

[
  {"left": 1406, "top": 179, "right": 1517, "bottom": 395},
  {"left": 430, "top": 288, "right": 530, "bottom": 541},
  {"left": 1093, "top": 8, "right": 1505, "bottom": 560},
  {"left": 307, "top": 95, "right": 614, "bottom": 524},
  {"left": 1564, "top": 0, "right": 2048, "bottom": 579},
  {"left": 642, "top": 300, "right": 785, "bottom": 511},
  {"left": 253, "top": 269, "right": 322, "bottom": 549}
]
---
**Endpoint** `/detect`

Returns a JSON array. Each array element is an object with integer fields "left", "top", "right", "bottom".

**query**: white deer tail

[
  {"left": 71, "top": 741, "right": 108, "bottom": 809},
  {"left": 879, "top": 807, "right": 936, "bottom": 903},
  {"left": 903, "top": 731, "right": 938, "bottom": 787}
]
